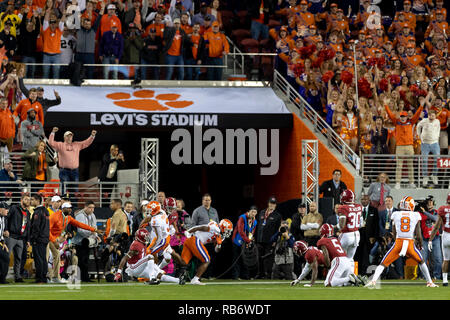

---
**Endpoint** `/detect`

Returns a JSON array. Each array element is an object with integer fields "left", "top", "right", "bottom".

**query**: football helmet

[
  {"left": 219, "top": 219, "right": 233, "bottom": 239},
  {"left": 293, "top": 240, "right": 308, "bottom": 256},
  {"left": 400, "top": 196, "right": 415, "bottom": 211},
  {"left": 146, "top": 201, "right": 161, "bottom": 216},
  {"left": 164, "top": 197, "right": 177, "bottom": 212},
  {"left": 319, "top": 223, "right": 334, "bottom": 238},
  {"left": 340, "top": 189, "right": 355, "bottom": 204},
  {"left": 135, "top": 228, "right": 150, "bottom": 243}
]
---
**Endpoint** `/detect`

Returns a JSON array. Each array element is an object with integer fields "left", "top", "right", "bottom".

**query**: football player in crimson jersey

[
  {"left": 338, "top": 189, "right": 363, "bottom": 269},
  {"left": 366, "top": 196, "right": 438, "bottom": 288},
  {"left": 429, "top": 193, "right": 450, "bottom": 286},
  {"left": 317, "top": 224, "right": 364, "bottom": 287},
  {"left": 290, "top": 240, "right": 326, "bottom": 287},
  {"left": 114, "top": 228, "right": 185, "bottom": 285}
]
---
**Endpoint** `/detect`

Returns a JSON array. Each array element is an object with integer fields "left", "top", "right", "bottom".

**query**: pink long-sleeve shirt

[{"left": 48, "top": 132, "right": 95, "bottom": 169}]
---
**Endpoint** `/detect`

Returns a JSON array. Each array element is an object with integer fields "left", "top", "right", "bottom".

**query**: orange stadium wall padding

[{"left": 255, "top": 113, "right": 355, "bottom": 206}]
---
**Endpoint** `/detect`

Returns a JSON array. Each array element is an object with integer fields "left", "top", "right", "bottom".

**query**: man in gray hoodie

[{"left": 20, "top": 108, "right": 44, "bottom": 151}]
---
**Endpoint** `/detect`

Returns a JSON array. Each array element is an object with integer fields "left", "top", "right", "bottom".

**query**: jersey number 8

[{"left": 400, "top": 217, "right": 410, "bottom": 232}]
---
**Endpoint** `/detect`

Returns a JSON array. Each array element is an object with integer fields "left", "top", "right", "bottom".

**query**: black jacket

[
  {"left": 255, "top": 208, "right": 282, "bottom": 244},
  {"left": 162, "top": 26, "right": 189, "bottom": 55},
  {"left": 6, "top": 204, "right": 30, "bottom": 241},
  {"left": 98, "top": 153, "right": 125, "bottom": 182},
  {"left": 247, "top": 0, "right": 274, "bottom": 24},
  {"left": 290, "top": 212, "right": 304, "bottom": 241},
  {"left": 18, "top": 16, "right": 40, "bottom": 57},
  {"left": 361, "top": 205, "right": 379, "bottom": 240},
  {"left": 141, "top": 35, "right": 162, "bottom": 62},
  {"left": 319, "top": 179, "right": 347, "bottom": 206},
  {"left": 30, "top": 206, "right": 49, "bottom": 245},
  {"left": 18, "top": 78, "right": 61, "bottom": 114}
]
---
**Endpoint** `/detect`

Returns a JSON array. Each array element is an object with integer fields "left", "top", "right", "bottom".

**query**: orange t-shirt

[
  {"left": 431, "top": 106, "right": 450, "bottom": 130},
  {"left": 167, "top": 30, "right": 182, "bottom": 56},
  {"left": 35, "top": 152, "right": 47, "bottom": 181},
  {"left": 181, "top": 24, "right": 192, "bottom": 35},
  {"left": 191, "top": 34, "right": 201, "bottom": 60},
  {"left": 144, "top": 22, "right": 164, "bottom": 38},
  {"left": 204, "top": 31, "right": 229, "bottom": 58},
  {"left": 33, "top": 0, "right": 47, "bottom": 8},
  {"left": 42, "top": 24, "right": 63, "bottom": 54}
]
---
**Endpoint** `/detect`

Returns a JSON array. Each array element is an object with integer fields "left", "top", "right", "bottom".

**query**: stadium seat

[
  {"left": 240, "top": 38, "right": 260, "bottom": 53},
  {"left": 268, "top": 19, "right": 281, "bottom": 28},
  {"left": 232, "top": 29, "right": 251, "bottom": 46}
]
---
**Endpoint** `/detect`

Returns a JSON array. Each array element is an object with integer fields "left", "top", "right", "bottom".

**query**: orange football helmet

[
  {"left": 400, "top": 196, "right": 415, "bottom": 211},
  {"left": 219, "top": 219, "right": 233, "bottom": 238},
  {"left": 146, "top": 201, "right": 161, "bottom": 216}
]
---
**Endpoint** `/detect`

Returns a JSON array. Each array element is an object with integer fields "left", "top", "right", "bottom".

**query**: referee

[{"left": 0, "top": 202, "right": 10, "bottom": 284}]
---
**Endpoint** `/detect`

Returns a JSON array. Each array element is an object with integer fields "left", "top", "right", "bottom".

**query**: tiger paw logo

[{"left": 106, "top": 89, "right": 194, "bottom": 111}]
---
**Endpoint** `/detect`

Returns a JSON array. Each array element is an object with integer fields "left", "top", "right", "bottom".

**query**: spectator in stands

[
  {"left": 18, "top": 9, "right": 40, "bottom": 79},
  {"left": 14, "top": 88, "right": 44, "bottom": 128},
  {"left": 0, "top": 97, "right": 14, "bottom": 153},
  {"left": 145, "top": 3, "right": 172, "bottom": 26},
  {"left": 20, "top": 109, "right": 44, "bottom": 151},
  {"left": 98, "top": 144, "right": 125, "bottom": 203},
  {"left": 370, "top": 116, "right": 389, "bottom": 155},
  {"left": 418, "top": 197, "right": 442, "bottom": 281},
  {"left": 300, "top": 201, "right": 322, "bottom": 246},
  {"left": 47, "top": 195, "right": 62, "bottom": 217},
  {"left": 0, "top": 19, "right": 17, "bottom": 59},
  {"left": 249, "top": 0, "right": 269, "bottom": 41},
  {"left": 59, "top": 25, "right": 76, "bottom": 79},
  {"left": 231, "top": 205, "right": 257, "bottom": 280},
  {"left": 416, "top": 109, "right": 441, "bottom": 186},
  {"left": 270, "top": 220, "right": 295, "bottom": 280},
  {"left": 384, "top": 97, "right": 423, "bottom": 189},
  {"left": 255, "top": 196, "right": 282, "bottom": 279},
  {"left": 71, "top": 200, "right": 99, "bottom": 283},
  {"left": 290, "top": 203, "right": 306, "bottom": 242},
  {"left": 48, "top": 127, "right": 96, "bottom": 195},
  {"left": 326, "top": 203, "right": 341, "bottom": 227},
  {"left": 184, "top": 22, "right": 202, "bottom": 80},
  {"left": 0, "top": 158, "right": 22, "bottom": 194},
  {"left": 201, "top": 21, "right": 229, "bottom": 80},
  {"left": 29, "top": 194, "right": 49, "bottom": 284},
  {"left": 319, "top": 169, "right": 347, "bottom": 208},
  {"left": 429, "top": 96, "right": 449, "bottom": 157},
  {"left": 42, "top": 8, "right": 67, "bottom": 79},
  {"left": 17, "top": 81, "right": 62, "bottom": 116},
  {"left": 6, "top": 194, "right": 31, "bottom": 283},
  {"left": 123, "top": 22, "right": 144, "bottom": 81},
  {"left": 192, "top": 2, "right": 215, "bottom": 26},
  {"left": 208, "top": 0, "right": 222, "bottom": 29},
  {"left": 100, "top": 3, "right": 122, "bottom": 36},
  {"left": 0, "top": 1, "right": 20, "bottom": 37},
  {"left": 75, "top": 4, "right": 104, "bottom": 79},
  {"left": 22, "top": 140, "right": 55, "bottom": 194},
  {"left": 123, "top": 0, "right": 147, "bottom": 34},
  {"left": 367, "top": 172, "right": 391, "bottom": 212},
  {"left": 163, "top": 18, "right": 188, "bottom": 80},
  {"left": 0, "top": 201, "right": 9, "bottom": 284},
  {"left": 140, "top": 27, "right": 162, "bottom": 80},
  {"left": 99, "top": 20, "right": 124, "bottom": 80},
  {"left": 170, "top": 0, "right": 189, "bottom": 23}
]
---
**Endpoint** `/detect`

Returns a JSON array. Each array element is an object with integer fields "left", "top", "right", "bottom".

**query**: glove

[
  {"left": 114, "top": 271, "right": 122, "bottom": 282},
  {"left": 215, "top": 244, "right": 221, "bottom": 253},
  {"left": 184, "top": 231, "right": 191, "bottom": 238},
  {"left": 290, "top": 280, "right": 299, "bottom": 286},
  {"left": 428, "top": 241, "right": 433, "bottom": 252}
]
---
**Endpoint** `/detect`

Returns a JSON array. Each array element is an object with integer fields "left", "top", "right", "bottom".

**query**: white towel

[{"left": 399, "top": 240, "right": 409, "bottom": 257}]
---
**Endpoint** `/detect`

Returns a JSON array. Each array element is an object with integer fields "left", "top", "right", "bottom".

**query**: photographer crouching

[
  {"left": 270, "top": 220, "right": 295, "bottom": 280},
  {"left": 71, "top": 201, "right": 102, "bottom": 283},
  {"left": 101, "top": 232, "right": 129, "bottom": 282}
]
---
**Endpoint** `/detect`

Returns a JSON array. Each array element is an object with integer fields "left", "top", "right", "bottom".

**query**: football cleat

[
  {"left": 357, "top": 275, "right": 369, "bottom": 286},
  {"left": 147, "top": 278, "right": 160, "bottom": 285},
  {"left": 365, "top": 280, "right": 377, "bottom": 289},
  {"left": 348, "top": 273, "right": 360, "bottom": 287},
  {"left": 443, "top": 282, "right": 448, "bottom": 287},
  {"left": 190, "top": 278, "right": 206, "bottom": 285},
  {"left": 426, "top": 282, "right": 439, "bottom": 288},
  {"left": 178, "top": 273, "right": 186, "bottom": 285}
]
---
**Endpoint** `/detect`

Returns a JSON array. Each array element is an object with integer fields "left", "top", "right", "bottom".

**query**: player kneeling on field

[
  {"left": 290, "top": 240, "right": 326, "bottom": 287},
  {"left": 182, "top": 219, "right": 233, "bottom": 285},
  {"left": 317, "top": 224, "right": 367, "bottom": 287},
  {"left": 114, "top": 229, "right": 185, "bottom": 285}
]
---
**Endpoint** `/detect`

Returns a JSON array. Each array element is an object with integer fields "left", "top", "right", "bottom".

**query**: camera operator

[
  {"left": 417, "top": 196, "right": 443, "bottom": 280},
  {"left": 71, "top": 201, "right": 100, "bottom": 283},
  {"left": 101, "top": 232, "right": 129, "bottom": 281},
  {"left": 270, "top": 220, "right": 295, "bottom": 280}
]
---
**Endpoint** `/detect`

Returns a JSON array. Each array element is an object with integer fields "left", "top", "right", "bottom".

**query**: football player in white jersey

[{"left": 365, "top": 196, "right": 438, "bottom": 288}]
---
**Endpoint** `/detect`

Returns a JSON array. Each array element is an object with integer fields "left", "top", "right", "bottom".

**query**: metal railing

[
  {"left": 361, "top": 154, "right": 450, "bottom": 189},
  {"left": 272, "top": 69, "right": 361, "bottom": 171},
  {"left": 0, "top": 181, "right": 140, "bottom": 208}
]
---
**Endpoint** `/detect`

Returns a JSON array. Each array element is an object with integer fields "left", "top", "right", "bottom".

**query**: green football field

[{"left": 0, "top": 279, "right": 449, "bottom": 300}]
